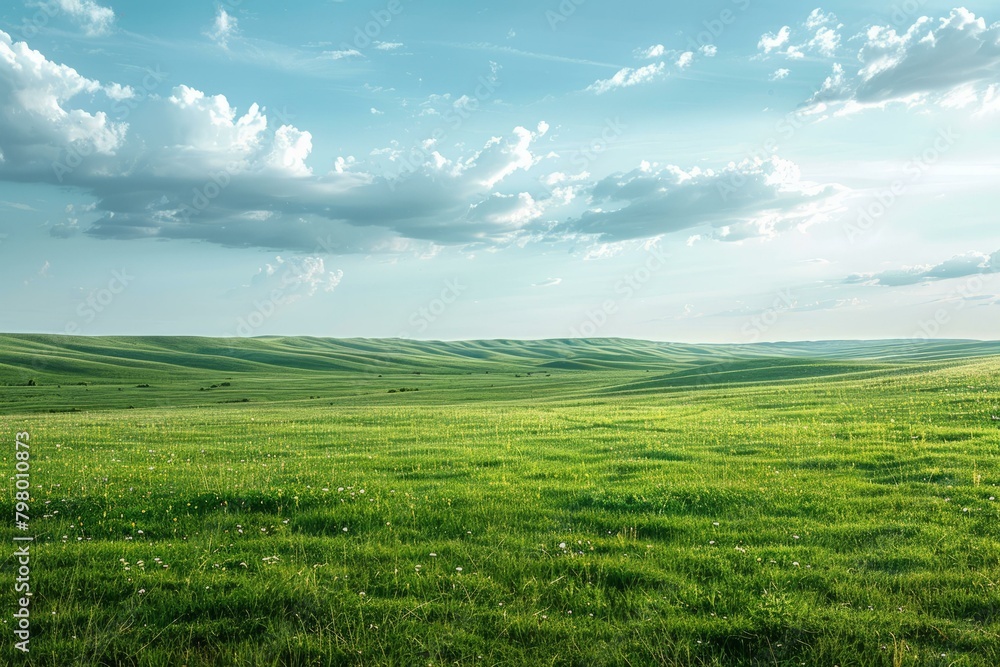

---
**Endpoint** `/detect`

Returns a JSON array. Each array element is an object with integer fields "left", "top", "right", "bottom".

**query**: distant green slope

[{"left": 2, "top": 335, "right": 1000, "bottom": 384}]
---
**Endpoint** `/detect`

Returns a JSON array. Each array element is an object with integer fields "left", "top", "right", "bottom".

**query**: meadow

[{"left": 1, "top": 335, "right": 999, "bottom": 666}]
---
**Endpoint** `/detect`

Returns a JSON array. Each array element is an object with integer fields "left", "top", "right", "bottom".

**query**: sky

[{"left": 1, "top": 0, "right": 999, "bottom": 343}]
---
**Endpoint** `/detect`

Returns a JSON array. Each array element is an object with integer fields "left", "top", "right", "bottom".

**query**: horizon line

[{"left": 3, "top": 333, "right": 1000, "bottom": 346}]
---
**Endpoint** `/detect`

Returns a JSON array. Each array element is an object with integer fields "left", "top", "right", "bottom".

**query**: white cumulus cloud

[
  {"left": 637, "top": 44, "right": 665, "bottom": 59},
  {"left": 0, "top": 29, "right": 127, "bottom": 168},
  {"left": 807, "top": 8, "right": 1000, "bottom": 114},
  {"left": 809, "top": 26, "right": 841, "bottom": 57},
  {"left": 587, "top": 62, "right": 666, "bottom": 95},
  {"left": 759, "top": 11, "right": 843, "bottom": 60},
  {"left": 557, "top": 156, "right": 849, "bottom": 243},
  {"left": 758, "top": 26, "right": 791, "bottom": 54},
  {"left": 806, "top": 8, "right": 836, "bottom": 30},
  {"left": 55, "top": 0, "right": 115, "bottom": 36},
  {"left": 250, "top": 256, "right": 344, "bottom": 301}
]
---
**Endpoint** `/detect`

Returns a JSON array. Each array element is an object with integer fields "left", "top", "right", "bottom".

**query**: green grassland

[{"left": 2, "top": 335, "right": 1000, "bottom": 666}]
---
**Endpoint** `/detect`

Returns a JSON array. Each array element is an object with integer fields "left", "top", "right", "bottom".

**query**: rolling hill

[{"left": 2, "top": 334, "right": 1000, "bottom": 382}]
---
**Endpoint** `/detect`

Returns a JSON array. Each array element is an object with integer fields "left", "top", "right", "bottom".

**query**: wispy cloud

[
  {"left": 54, "top": 0, "right": 115, "bottom": 36},
  {"left": 846, "top": 251, "right": 1000, "bottom": 287},
  {"left": 323, "top": 48, "right": 363, "bottom": 60},
  {"left": 207, "top": 7, "right": 238, "bottom": 49},
  {"left": 440, "top": 42, "right": 622, "bottom": 69}
]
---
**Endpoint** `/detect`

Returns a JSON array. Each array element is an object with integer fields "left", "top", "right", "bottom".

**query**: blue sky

[{"left": 1, "top": 0, "right": 999, "bottom": 342}]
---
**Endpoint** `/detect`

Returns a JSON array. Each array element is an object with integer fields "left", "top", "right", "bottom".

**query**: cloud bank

[
  {"left": 0, "top": 28, "right": 854, "bottom": 255},
  {"left": 556, "top": 157, "right": 847, "bottom": 243},
  {"left": 807, "top": 8, "right": 1000, "bottom": 114},
  {"left": 846, "top": 250, "right": 1000, "bottom": 286}
]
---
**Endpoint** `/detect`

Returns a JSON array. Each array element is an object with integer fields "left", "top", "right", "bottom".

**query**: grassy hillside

[
  {"left": 1, "top": 336, "right": 999, "bottom": 665},
  {"left": 4, "top": 335, "right": 1000, "bottom": 380},
  {"left": 3, "top": 335, "right": 1000, "bottom": 414}
]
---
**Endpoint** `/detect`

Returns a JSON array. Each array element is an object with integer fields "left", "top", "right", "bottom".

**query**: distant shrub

[{"left": 26, "top": 379, "right": 37, "bottom": 386}]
